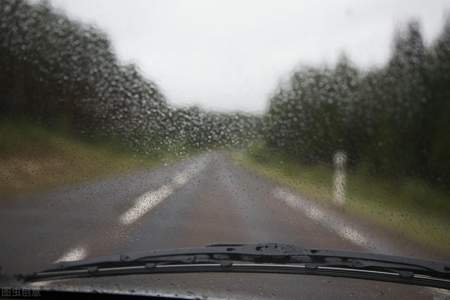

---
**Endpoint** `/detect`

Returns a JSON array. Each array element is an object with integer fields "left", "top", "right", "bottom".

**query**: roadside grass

[
  {"left": 0, "top": 119, "right": 182, "bottom": 197},
  {"left": 232, "top": 145, "right": 450, "bottom": 254}
]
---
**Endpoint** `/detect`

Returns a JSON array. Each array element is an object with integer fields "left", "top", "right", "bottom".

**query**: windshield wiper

[{"left": 20, "top": 243, "right": 450, "bottom": 290}]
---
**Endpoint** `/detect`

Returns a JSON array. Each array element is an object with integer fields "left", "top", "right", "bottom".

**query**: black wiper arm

[{"left": 20, "top": 243, "right": 450, "bottom": 290}]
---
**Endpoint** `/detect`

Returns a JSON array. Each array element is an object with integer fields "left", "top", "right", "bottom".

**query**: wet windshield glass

[{"left": 1, "top": 0, "right": 449, "bottom": 289}]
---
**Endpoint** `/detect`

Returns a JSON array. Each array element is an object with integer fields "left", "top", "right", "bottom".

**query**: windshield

[{"left": 1, "top": 0, "right": 450, "bottom": 296}]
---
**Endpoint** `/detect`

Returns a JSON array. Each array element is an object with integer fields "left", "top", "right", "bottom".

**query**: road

[{"left": 0, "top": 152, "right": 448, "bottom": 298}]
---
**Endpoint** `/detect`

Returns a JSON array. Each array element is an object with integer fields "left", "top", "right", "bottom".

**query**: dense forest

[
  {"left": 0, "top": 0, "right": 261, "bottom": 154},
  {"left": 265, "top": 19, "right": 450, "bottom": 189},
  {"left": 1, "top": 0, "right": 449, "bottom": 190}
]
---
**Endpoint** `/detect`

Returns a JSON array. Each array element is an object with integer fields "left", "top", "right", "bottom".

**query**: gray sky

[{"left": 49, "top": 0, "right": 450, "bottom": 113}]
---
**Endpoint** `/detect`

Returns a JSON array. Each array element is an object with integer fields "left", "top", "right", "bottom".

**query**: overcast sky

[{"left": 48, "top": 0, "right": 450, "bottom": 113}]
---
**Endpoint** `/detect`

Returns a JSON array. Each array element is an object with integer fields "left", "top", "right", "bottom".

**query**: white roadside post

[{"left": 333, "top": 151, "right": 347, "bottom": 206}]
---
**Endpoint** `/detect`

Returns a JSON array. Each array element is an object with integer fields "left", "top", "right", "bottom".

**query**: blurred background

[{"left": 1, "top": 0, "right": 450, "bottom": 254}]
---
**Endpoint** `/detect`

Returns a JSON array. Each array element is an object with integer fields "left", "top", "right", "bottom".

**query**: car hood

[{"left": 2, "top": 272, "right": 447, "bottom": 300}]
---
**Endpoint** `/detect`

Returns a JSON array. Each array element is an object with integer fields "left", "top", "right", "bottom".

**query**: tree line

[
  {"left": 264, "top": 19, "right": 450, "bottom": 189},
  {"left": 2, "top": 0, "right": 449, "bottom": 189},
  {"left": 0, "top": 0, "right": 260, "bottom": 155}
]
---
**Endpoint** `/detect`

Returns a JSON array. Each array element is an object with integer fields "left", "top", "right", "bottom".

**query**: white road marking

[
  {"left": 173, "top": 171, "right": 190, "bottom": 187},
  {"left": 119, "top": 156, "right": 210, "bottom": 225},
  {"left": 53, "top": 156, "right": 210, "bottom": 267},
  {"left": 273, "top": 188, "right": 370, "bottom": 247},
  {"left": 54, "top": 246, "right": 87, "bottom": 263},
  {"left": 119, "top": 185, "right": 174, "bottom": 225},
  {"left": 29, "top": 281, "right": 51, "bottom": 288},
  {"left": 336, "top": 226, "right": 369, "bottom": 246}
]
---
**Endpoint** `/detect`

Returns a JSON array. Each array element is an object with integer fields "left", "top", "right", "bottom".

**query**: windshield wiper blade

[{"left": 20, "top": 243, "right": 450, "bottom": 290}]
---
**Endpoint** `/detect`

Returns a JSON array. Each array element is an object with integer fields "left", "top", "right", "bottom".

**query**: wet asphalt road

[{"left": 0, "top": 152, "right": 448, "bottom": 298}]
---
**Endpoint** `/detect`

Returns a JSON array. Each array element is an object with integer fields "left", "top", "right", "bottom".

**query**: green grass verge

[
  {"left": 0, "top": 119, "right": 182, "bottom": 197},
  {"left": 232, "top": 144, "right": 450, "bottom": 254}
]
